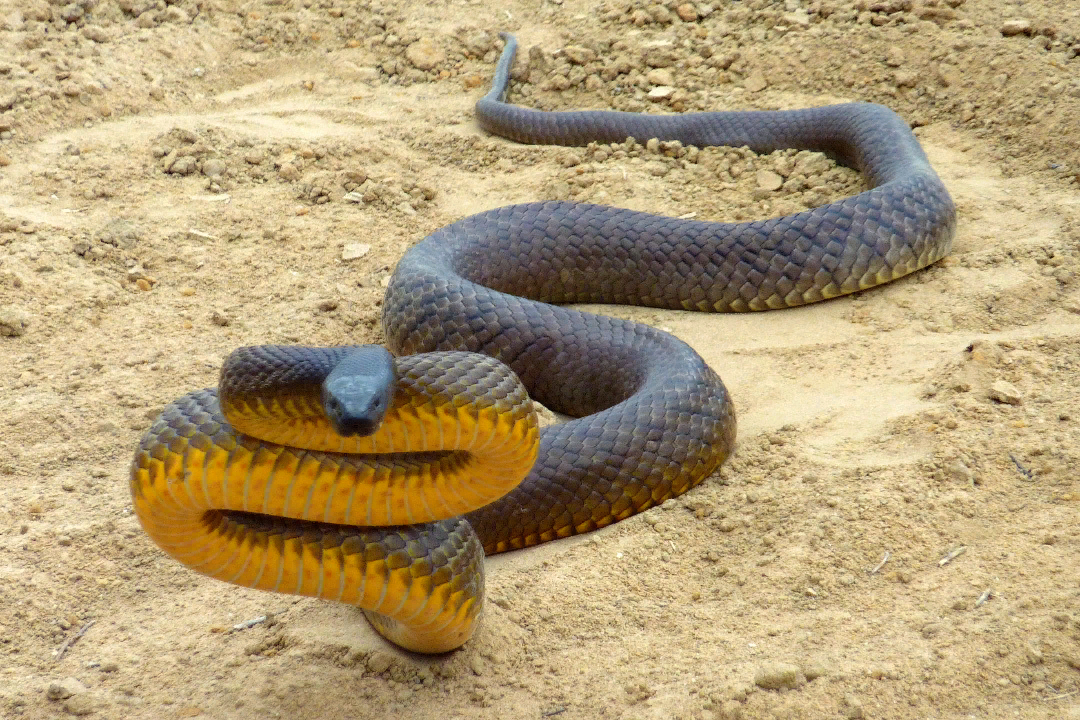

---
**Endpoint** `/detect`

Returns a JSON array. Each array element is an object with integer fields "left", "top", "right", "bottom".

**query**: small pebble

[
  {"left": 647, "top": 86, "right": 675, "bottom": 101},
  {"left": 756, "top": 170, "right": 783, "bottom": 192},
  {"left": 202, "top": 158, "right": 227, "bottom": 179},
  {"left": 64, "top": 695, "right": 96, "bottom": 716},
  {"left": 744, "top": 71, "right": 767, "bottom": 93},
  {"left": 366, "top": 651, "right": 393, "bottom": 674},
  {"left": 675, "top": 4, "right": 698, "bottom": 22},
  {"left": 405, "top": 38, "right": 445, "bottom": 70},
  {"left": 894, "top": 70, "right": 919, "bottom": 89},
  {"left": 169, "top": 156, "right": 197, "bottom": 175},
  {"left": 563, "top": 46, "right": 596, "bottom": 65},
  {"left": 646, "top": 68, "right": 675, "bottom": 86},
  {"left": 945, "top": 458, "right": 975, "bottom": 484},
  {"left": 81, "top": 26, "right": 110, "bottom": 43},
  {"left": 278, "top": 163, "right": 301, "bottom": 181},
  {"left": 0, "top": 306, "right": 30, "bottom": 336},
  {"left": 989, "top": 380, "right": 1023, "bottom": 405},
  {"left": 46, "top": 677, "right": 87, "bottom": 701},
  {"left": 1000, "top": 19, "right": 1032, "bottom": 36},
  {"left": 342, "top": 243, "right": 372, "bottom": 261}
]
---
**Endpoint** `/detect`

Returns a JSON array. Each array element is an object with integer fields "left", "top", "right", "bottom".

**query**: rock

[
  {"left": 168, "top": 156, "right": 197, "bottom": 176},
  {"left": 46, "top": 677, "right": 86, "bottom": 701},
  {"left": 0, "top": 306, "right": 30, "bottom": 336},
  {"left": 894, "top": 70, "right": 919, "bottom": 88},
  {"left": 64, "top": 694, "right": 95, "bottom": 716},
  {"left": 885, "top": 46, "right": 905, "bottom": 67},
  {"left": 675, "top": 3, "right": 699, "bottom": 22},
  {"left": 945, "top": 458, "right": 975, "bottom": 484},
  {"left": 989, "top": 380, "right": 1023, "bottom": 405},
  {"left": 647, "top": 86, "right": 675, "bottom": 101},
  {"left": 756, "top": 170, "right": 783, "bottom": 192},
  {"left": 783, "top": 10, "right": 810, "bottom": 28},
  {"left": 81, "top": 26, "right": 109, "bottom": 43},
  {"left": 277, "top": 162, "right": 301, "bottom": 182},
  {"left": 461, "top": 31, "right": 492, "bottom": 57},
  {"left": 60, "top": 4, "right": 84, "bottom": 23},
  {"left": 342, "top": 243, "right": 371, "bottom": 261},
  {"left": 201, "top": 158, "right": 227, "bottom": 179},
  {"left": 405, "top": 38, "right": 445, "bottom": 71},
  {"left": 1000, "top": 19, "right": 1032, "bottom": 36},
  {"left": 754, "top": 662, "right": 804, "bottom": 690},
  {"left": 366, "top": 650, "right": 393, "bottom": 674},
  {"left": 744, "top": 71, "right": 767, "bottom": 92},
  {"left": 645, "top": 47, "right": 678, "bottom": 68},
  {"left": 563, "top": 46, "right": 596, "bottom": 65},
  {"left": 646, "top": 68, "right": 675, "bottom": 86}
]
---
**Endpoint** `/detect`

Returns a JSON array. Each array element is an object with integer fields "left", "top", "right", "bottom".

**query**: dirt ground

[{"left": 2, "top": 0, "right": 1080, "bottom": 718}]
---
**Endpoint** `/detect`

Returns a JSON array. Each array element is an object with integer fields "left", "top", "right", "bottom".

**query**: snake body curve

[{"left": 131, "top": 34, "right": 955, "bottom": 653}]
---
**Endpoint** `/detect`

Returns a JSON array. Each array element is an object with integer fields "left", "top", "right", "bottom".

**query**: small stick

[
  {"left": 870, "top": 551, "right": 890, "bottom": 575},
  {"left": 939, "top": 546, "right": 967, "bottom": 567},
  {"left": 54, "top": 620, "right": 96, "bottom": 661},
  {"left": 975, "top": 589, "right": 993, "bottom": 607},
  {"left": 1008, "top": 453, "right": 1033, "bottom": 479},
  {"left": 232, "top": 615, "right": 267, "bottom": 631},
  {"left": 230, "top": 605, "right": 292, "bottom": 632}
]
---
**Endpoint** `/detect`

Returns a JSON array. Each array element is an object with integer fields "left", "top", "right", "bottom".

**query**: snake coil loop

[{"left": 131, "top": 33, "right": 953, "bottom": 653}]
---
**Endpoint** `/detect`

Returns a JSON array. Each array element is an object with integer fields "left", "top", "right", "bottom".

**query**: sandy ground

[{"left": 2, "top": 1, "right": 1080, "bottom": 718}]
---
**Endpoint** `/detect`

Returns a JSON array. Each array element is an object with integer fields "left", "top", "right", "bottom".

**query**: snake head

[{"left": 321, "top": 345, "right": 397, "bottom": 437}]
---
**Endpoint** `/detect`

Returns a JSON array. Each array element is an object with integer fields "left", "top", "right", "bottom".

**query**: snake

[{"left": 130, "top": 33, "right": 956, "bottom": 654}]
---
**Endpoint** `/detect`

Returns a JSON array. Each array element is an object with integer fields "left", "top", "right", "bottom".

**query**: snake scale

[{"left": 130, "top": 33, "right": 955, "bottom": 653}]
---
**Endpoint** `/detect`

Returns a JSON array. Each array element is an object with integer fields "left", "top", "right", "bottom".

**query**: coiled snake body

[{"left": 131, "top": 34, "right": 955, "bottom": 653}]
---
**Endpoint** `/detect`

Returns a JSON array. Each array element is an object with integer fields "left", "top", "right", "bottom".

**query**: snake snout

[{"left": 321, "top": 345, "right": 397, "bottom": 437}]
